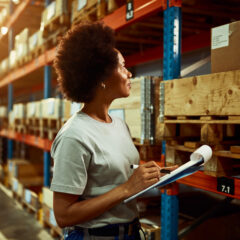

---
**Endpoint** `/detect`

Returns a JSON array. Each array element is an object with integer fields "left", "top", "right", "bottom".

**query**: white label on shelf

[
  {"left": 70, "top": 102, "right": 81, "bottom": 115},
  {"left": 77, "top": 0, "right": 87, "bottom": 11},
  {"left": 211, "top": 24, "right": 229, "bottom": 50},
  {"left": 25, "top": 189, "right": 31, "bottom": 203},
  {"left": 50, "top": 209, "right": 57, "bottom": 226},
  {"left": 47, "top": 100, "right": 55, "bottom": 115},
  {"left": 47, "top": 1, "right": 56, "bottom": 20},
  {"left": 109, "top": 109, "right": 125, "bottom": 121}
]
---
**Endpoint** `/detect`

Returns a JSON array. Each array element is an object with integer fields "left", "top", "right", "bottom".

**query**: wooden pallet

[
  {"left": 0, "top": 118, "right": 8, "bottom": 129},
  {"left": 28, "top": 26, "right": 67, "bottom": 62},
  {"left": 72, "top": 0, "right": 106, "bottom": 25},
  {"left": 160, "top": 116, "right": 240, "bottom": 146},
  {"left": 165, "top": 143, "right": 240, "bottom": 177},
  {"left": 43, "top": 14, "right": 70, "bottom": 38},
  {"left": 40, "top": 118, "right": 62, "bottom": 129},
  {"left": 39, "top": 128, "right": 58, "bottom": 140},
  {"left": 15, "top": 55, "right": 29, "bottom": 67},
  {"left": 14, "top": 124, "right": 27, "bottom": 134},
  {"left": 134, "top": 140, "right": 162, "bottom": 161},
  {"left": 26, "top": 117, "right": 41, "bottom": 127}
]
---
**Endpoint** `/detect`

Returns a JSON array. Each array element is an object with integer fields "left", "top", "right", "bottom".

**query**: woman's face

[{"left": 105, "top": 50, "right": 132, "bottom": 99}]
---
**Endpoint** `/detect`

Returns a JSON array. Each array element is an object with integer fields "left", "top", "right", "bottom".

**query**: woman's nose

[{"left": 128, "top": 70, "right": 132, "bottom": 78}]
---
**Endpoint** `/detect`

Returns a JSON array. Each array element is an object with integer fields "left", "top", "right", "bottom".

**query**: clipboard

[{"left": 124, "top": 145, "right": 212, "bottom": 203}]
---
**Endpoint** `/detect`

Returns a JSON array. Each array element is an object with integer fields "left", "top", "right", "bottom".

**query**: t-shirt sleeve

[{"left": 50, "top": 137, "right": 91, "bottom": 195}]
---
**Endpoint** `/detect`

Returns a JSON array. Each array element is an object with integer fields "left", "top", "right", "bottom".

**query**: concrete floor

[{"left": 0, "top": 185, "right": 55, "bottom": 240}]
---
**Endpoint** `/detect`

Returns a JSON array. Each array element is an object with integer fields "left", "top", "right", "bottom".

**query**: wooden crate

[
  {"left": 165, "top": 143, "right": 240, "bottom": 177},
  {"left": 110, "top": 76, "right": 161, "bottom": 143},
  {"left": 71, "top": 0, "right": 106, "bottom": 24},
  {"left": 41, "top": 0, "right": 70, "bottom": 37},
  {"left": 15, "top": 28, "right": 30, "bottom": 66},
  {"left": 163, "top": 70, "right": 240, "bottom": 117},
  {"left": 28, "top": 31, "right": 44, "bottom": 60},
  {"left": 40, "top": 98, "right": 62, "bottom": 139}
]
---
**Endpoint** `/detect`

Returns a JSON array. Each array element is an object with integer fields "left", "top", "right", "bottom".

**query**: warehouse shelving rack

[{"left": 1, "top": 0, "right": 240, "bottom": 239}]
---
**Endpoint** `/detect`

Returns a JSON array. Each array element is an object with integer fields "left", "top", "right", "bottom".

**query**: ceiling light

[{"left": 1, "top": 27, "right": 8, "bottom": 35}]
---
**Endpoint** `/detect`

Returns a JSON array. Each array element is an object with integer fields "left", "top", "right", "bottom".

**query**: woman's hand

[
  {"left": 123, "top": 162, "right": 178, "bottom": 198},
  {"left": 123, "top": 161, "right": 160, "bottom": 198}
]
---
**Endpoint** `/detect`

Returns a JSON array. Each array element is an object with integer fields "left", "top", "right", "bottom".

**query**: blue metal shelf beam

[
  {"left": 161, "top": 0, "right": 182, "bottom": 239},
  {"left": 43, "top": 65, "right": 52, "bottom": 187}
]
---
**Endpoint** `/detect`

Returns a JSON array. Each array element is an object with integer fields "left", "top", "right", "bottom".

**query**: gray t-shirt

[{"left": 50, "top": 111, "right": 139, "bottom": 228}]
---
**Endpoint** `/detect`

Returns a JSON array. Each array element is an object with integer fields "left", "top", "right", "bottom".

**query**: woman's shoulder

[{"left": 56, "top": 112, "right": 91, "bottom": 139}]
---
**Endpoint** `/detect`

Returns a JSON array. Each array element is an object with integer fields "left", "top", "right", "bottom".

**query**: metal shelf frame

[
  {"left": 0, "top": 0, "right": 239, "bottom": 239},
  {"left": 0, "top": 129, "right": 52, "bottom": 151}
]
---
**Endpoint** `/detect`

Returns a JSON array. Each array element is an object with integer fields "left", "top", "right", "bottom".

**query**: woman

[{"left": 51, "top": 22, "right": 174, "bottom": 240}]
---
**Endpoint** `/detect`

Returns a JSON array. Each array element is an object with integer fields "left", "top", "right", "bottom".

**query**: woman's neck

[{"left": 81, "top": 101, "right": 112, "bottom": 123}]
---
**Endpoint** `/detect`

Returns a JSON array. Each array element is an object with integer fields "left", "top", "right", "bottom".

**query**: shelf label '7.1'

[{"left": 217, "top": 177, "right": 234, "bottom": 195}]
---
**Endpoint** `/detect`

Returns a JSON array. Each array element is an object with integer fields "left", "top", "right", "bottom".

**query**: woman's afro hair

[{"left": 54, "top": 22, "right": 118, "bottom": 103}]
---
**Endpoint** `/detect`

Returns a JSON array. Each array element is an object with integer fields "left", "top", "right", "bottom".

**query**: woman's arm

[{"left": 53, "top": 161, "right": 164, "bottom": 227}]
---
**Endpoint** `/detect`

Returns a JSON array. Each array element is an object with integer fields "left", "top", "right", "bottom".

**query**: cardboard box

[
  {"left": 0, "top": 106, "right": 7, "bottom": 118},
  {"left": 9, "top": 50, "right": 16, "bottom": 69},
  {"left": 26, "top": 101, "right": 42, "bottom": 119},
  {"left": 28, "top": 31, "right": 43, "bottom": 52},
  {"left": 0, "top": 58, "right": 8, "bottom": 77},
  {"left": 41, "top": 98, "right": 61, "bottom": 119},
  {"left": 13, "top": 103, "right": 26, "bottom": 119},
  {"left": 42, "top": 187, "right": 53, "bottom": 209},
  {"left": 211, "top": 21, "right": 240, "bottom": 73},
  {"left": 15, "top": 28, "right": 29, "bottom": 60}
]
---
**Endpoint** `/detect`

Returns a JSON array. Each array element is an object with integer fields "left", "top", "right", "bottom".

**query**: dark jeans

[{"left": 64, "top": 219, "right": 142, "bottom": 240}]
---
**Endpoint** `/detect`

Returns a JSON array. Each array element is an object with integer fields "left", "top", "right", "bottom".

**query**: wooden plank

[
  {"left": 166, "top": 144, "right": 240, "bottom": 177},
  {"left": 184, "top": 141, "right": 200, "bottom": 149},
  {"left": 164, "top": 70, "right": 240, "bottom": 116},
  {"left": 230, "top": 146, "right": 240, "bottom": 154}
]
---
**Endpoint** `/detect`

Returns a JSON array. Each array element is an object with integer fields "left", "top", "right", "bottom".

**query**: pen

[{"left": 130, "top": 164, "right": 171, "bottom": 174}]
